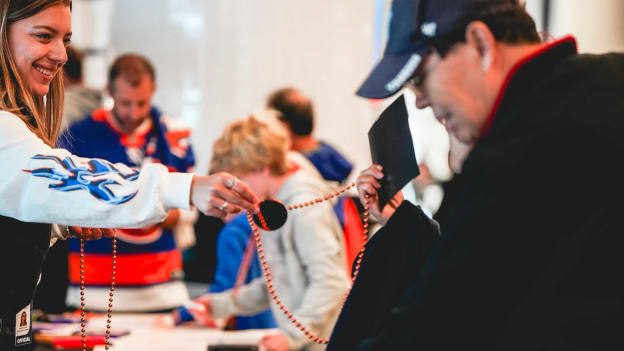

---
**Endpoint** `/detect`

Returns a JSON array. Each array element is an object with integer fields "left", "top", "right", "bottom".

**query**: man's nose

[{"left": 130, "top": 106, "right": 142, "bottom": 119}]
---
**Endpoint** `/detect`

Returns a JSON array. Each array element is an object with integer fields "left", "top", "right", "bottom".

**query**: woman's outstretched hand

[
  {"left": 67, "top": 226, "right": 116, "bottom": 240},
  {"left": 190, "top": 172, "right": 259, "bottom": 219}
]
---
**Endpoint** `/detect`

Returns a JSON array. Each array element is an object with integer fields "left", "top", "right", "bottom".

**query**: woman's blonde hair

[
  {"left": 210, "top": 114, "right": 290, "bottom": 176},
  {"left": 0, "top": 0, "right": 71, "bottom": 146}
]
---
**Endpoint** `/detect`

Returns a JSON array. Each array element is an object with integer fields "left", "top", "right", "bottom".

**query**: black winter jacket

[{"left": 329, "top": 36, "right": 624, "bottom": 351}]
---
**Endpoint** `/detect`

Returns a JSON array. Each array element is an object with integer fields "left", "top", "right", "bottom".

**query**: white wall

[
  {"left": 524, "top": 0, "right": 545, "bottom": 32},
  {"left": 549, "top": 0, "right": 624, "bottom": 53},
  {"left": 72, "top": 0, "right": 624, "bottom": 177},
  {"left": 107, "top": 0, "right": 376, "bottom": 176},
  {"left": 522, "top": 0, "right": 624, "bottom": 54},
  {"left": 70, "top": 0, "right": 113, "bottom": 90}
]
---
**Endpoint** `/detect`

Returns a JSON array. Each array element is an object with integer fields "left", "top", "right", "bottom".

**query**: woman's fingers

[
  {"left": 101, "top": 228, "right": 117, "bottom": 239},
  {"left": 220, "top": 173, "right": 259, "bottom": 209},
  {"left": 190, "top": 173, "right": 259, "bottom": 219},
  {"left": 68, "top": 226, "right": 116, "bottom": 240}
]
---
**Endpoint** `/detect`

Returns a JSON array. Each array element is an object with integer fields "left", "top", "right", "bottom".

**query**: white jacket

[{"left": 0, "top": 111, "right": 193, "bottom": 228}]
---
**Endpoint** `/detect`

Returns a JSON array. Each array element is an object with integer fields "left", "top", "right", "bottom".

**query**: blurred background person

[
  {"left": 61, "top": 46, "right": 103, "bottom": 129},
  {"left": 172, "top": 110, "right": 363, "bottom": 331},
  {"left": 174, "top": 111, "right": 292, "bottom": 331},
  {"left": 173, "top": 204, "right": 279, "bottom": 331},
  {"left": 267, "top": 87, "right": 353, "bottom": 185},
  {"left": 64, "top": 53, "right": 197, "bottom": 312},
  {"left": 184, "top": 116, "right": 349, "bottom": 351},
  {"left": 268, "top": 88, "right": 365, "bottom": 270}
]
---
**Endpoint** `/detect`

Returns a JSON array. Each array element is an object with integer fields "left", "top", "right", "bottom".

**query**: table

[{"left": 84, "top": 314, "right": 277, "bottom": 351}]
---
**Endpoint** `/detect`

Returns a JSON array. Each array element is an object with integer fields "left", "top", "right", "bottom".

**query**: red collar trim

[
  {"left": 93, "top": 108, "right": 154, "bottom": 148},
  {"left": 481, "top": 35, "right": 578, "bottom": 134},
  {"left": 90, "top": 108, "right": 123, "bottom": 137}
]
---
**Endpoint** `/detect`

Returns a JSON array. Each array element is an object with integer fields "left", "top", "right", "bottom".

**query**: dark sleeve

[{"left": 326, "top": 201, "right": 439, "bottom": 351}]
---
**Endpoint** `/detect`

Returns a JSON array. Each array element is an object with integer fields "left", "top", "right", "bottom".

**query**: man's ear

[{"left": 465, "top": 21, "right": 495, "bottom": 71}]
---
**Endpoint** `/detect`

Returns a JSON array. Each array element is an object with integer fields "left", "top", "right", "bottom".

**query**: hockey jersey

[{"left": 64, "top": 107, "right": 195, "bottom": 311}]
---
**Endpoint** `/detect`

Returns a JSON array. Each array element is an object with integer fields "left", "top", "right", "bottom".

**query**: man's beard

[{"left": 113, "top": 111, "right": 148, "bottom": 133}]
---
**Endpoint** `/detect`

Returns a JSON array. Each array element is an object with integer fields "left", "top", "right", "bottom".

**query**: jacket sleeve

[
  {"left": 209, "top": 276, "right": 271, "bottom": 317},
  {"left": 326, "top": 201, "right": 440, "bottom": 351},
  {"left": 0, "top": 111, "right": 193, "bottom": 228}
]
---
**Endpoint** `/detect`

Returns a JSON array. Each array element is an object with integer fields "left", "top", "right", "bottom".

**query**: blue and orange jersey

[{"left": 64, "top": 107, "right": 194, "bottom": 289}]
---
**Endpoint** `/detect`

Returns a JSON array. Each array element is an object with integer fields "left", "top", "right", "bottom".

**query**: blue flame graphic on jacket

[{"left": 26, "top": 154, "right": 140, "bottom": 205}]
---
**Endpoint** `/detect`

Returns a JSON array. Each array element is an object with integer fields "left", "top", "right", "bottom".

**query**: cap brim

[{"left": 356, "top": 49, "right": 427, "bottom": 99}]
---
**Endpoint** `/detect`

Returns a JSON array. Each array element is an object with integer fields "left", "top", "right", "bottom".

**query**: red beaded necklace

[
  {"left": 246, "top": 182, "right": 369, "bottom": 344},
  {"left": 76, "top": 184, "right": 368, "bottom": 348},
  {"left": 78, "top": 232, "right": 117, "bottom": 351}
]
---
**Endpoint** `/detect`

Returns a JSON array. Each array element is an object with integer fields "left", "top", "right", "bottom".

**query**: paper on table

[{"left": 90, "top": 313, "right": 278, "bottom": 351}]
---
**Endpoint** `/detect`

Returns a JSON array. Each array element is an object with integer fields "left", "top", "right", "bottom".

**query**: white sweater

[
  {"left": 210, "top": 170, "right": 349, "bottom": 351},
  {"left": 0, "top": 111, "right": 193, "bottom": 228}
]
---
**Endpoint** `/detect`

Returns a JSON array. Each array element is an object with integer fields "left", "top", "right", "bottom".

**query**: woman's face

[{"left": 8, "top": 4, "right": 71, "bottom": 96}]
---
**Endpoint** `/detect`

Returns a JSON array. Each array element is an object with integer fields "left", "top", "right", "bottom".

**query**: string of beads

[
  {"left": 79, "top": 232, "right": 117, "bottom": 351},
  {"left": 246, "top": 182, "right": 370, "bottom": 344}
]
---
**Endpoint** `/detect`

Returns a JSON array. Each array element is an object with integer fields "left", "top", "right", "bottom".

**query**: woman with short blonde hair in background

[{"left": 188, "top": 116, "right": 348, "bottom": 351}]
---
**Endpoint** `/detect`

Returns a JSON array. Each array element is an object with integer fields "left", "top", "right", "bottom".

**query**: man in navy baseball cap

[
  {"left": 331, "top": 0, "right": 624, "bottom": 350},
  {"left": 356, "top": 0, "right": 540, "bottom": 145},
  {"left": 356, "top": 0, "right": 524, "bottom": 100}
]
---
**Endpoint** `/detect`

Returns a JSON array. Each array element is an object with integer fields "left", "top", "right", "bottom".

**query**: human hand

[
  {"left": 356, "top": 165, "right": 403, "bottom": 226},
  {"left": 185, "top": 295, "right": 224, "bottom": 328},
  {"left": 259, "top": 333, "right": 290, "bottom": 351},
  {"left": 153, "top": 311, "right": 179, "bottom": 329},
  {"left": 67, "top": 226, "right": 116, "bottom": 240},
  {"left": 161, "top": 209, "right": 180, "bottom": 229},
  {"left": 190, "top": 172, "right": 259, "bottom": 219},
  {"left": 448, "top": 133, "right": 474, "bottom": 174},
  {"left": 414, "top": 163, "right": 434, "bottom": 187}
]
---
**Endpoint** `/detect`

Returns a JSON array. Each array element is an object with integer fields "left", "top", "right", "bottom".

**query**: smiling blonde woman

[{"left": 0, "top": 2, "right": 258, "bottom": 349}]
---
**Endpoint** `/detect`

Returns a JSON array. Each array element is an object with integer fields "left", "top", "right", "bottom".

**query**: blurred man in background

[
  {"left": 187, "top": 116, "right": 348, "bottom": 351},
  {"left": 267, "top": 87, "right": 353, "bottom": 184},
  {"left": 61, "top": 46, "right": 103, "bottom": 129},
  {"left": 268, "top": 87, "right": 365, "bottom": 271},
  {"left": 64, "top": 54, "right": 197, "bottom": 312}
]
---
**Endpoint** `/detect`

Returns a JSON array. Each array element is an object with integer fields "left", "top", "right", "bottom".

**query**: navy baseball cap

[{"left": 356, "top": 0, "right": 521, "bottom": 99}]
